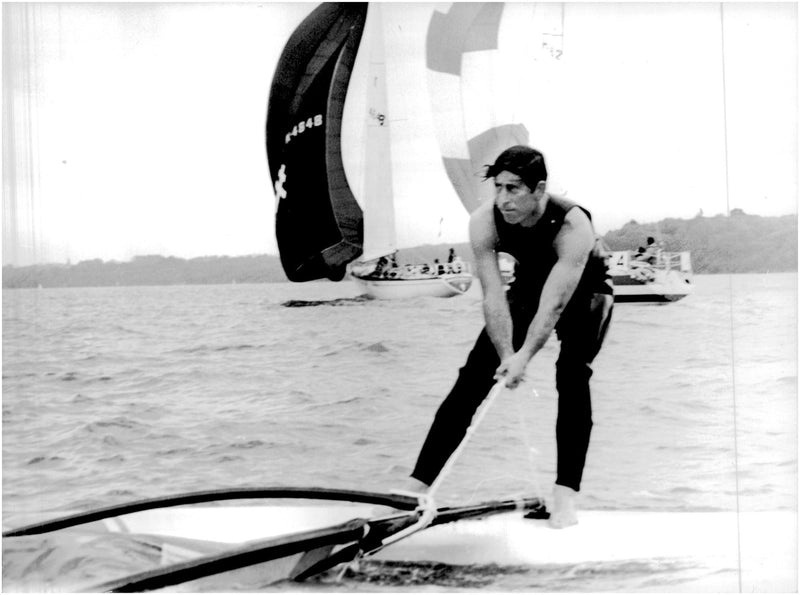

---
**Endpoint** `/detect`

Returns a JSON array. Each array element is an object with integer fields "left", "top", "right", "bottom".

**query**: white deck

[{"left": 93, "top": 505, "right": 796, "bottom": 589}]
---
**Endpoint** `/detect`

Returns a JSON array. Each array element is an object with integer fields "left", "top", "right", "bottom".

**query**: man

[
  {"left": 402, "top": 146, "right": 613, "bottom": 528},
  {"left": 640, "top": 236, "right": 660, "bottom": 265}
]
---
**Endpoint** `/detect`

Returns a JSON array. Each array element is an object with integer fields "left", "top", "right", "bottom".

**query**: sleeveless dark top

[{"left": 494, "top": 195, "right": 612, "bottom": 316}]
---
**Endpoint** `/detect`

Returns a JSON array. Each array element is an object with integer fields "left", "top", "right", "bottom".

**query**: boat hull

[
  {"left": 612, "top": 274, "right": 694, "bottom": 304},
  {"left": 609, "top": 251, "right": 694, "bottom": 304},
  {"left": 5, "top": 506, "right": 793, "bottom": 592},
  {"left": 3, "top": 496, "right": 541, "bottom": 592},
  {"left": 352, "top": 274, "right": 473, "bottom": 299}
]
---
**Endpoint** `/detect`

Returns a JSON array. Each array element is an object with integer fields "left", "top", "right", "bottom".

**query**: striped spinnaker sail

[{"left": 426, "top": 3, "right": 565, "bottom": 212}]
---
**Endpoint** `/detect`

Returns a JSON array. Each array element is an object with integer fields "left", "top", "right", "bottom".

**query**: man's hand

[{"left": 494, "top": 351, "right": 531, "bottom": 389}]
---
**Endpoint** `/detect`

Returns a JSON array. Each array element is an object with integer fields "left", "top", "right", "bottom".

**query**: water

[{"left": 2, "top": 274, "right": 797, "bottom": 591}]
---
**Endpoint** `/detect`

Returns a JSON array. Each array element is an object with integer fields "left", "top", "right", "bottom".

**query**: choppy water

[{"left": 2, "top": 274, "right": 797, "bottom": 591}]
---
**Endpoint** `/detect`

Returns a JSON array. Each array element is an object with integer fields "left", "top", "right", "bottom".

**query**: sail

[
  {"left": 426, "top": 3, "right": 565, "bottom": 212},
  {"left": 360, "top": 4, "right": 397, "bottom": 263},
  {"left": 267, "top": 3, "right": 368, "bottom": 282}
]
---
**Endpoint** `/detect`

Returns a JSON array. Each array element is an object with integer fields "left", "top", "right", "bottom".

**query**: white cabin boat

[{"left": 608, "top": 250, "right": 694, "bottom": 303}]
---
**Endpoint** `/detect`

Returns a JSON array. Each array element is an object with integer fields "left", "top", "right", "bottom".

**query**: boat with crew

[
  {"left": 344, "top": 3, "right": 473, "bottom": 299},
  {"left": 267, "top": 2, "right": 569, "bottom": 300},
  {"left": 350, "top": 257, "right": 473, "bottom": 299},
  {"left": 267, "top": 3, "right": 474, "bottom": 299},
  {"left": 496, "top": 248, "right": 694, "bottom": 304},
  {"left": 608, "top": 250, "right": 694, "bottom": 303},
  {"left": 267, "top": 2, "right": 704, "bottom": 305}
]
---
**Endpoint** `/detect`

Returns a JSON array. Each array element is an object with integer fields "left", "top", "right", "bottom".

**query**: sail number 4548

[{"left": 285, "top": 115, "right": 323, "bottom": 144}]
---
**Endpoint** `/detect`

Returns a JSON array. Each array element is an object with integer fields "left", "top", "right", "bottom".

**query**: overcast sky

[{"left": 3, "top": 2, "right": 797, "bottom": 266}]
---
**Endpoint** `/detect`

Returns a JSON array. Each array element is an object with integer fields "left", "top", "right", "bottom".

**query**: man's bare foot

[{"left": 548, "top": 484, "right": 579, "bottom": 529}]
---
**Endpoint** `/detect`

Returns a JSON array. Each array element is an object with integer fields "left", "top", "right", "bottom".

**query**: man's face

[{"left": 494, "top": 171, "right": 541, "bottom": 226}]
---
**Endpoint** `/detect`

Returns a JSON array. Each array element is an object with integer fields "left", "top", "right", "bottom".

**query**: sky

[{"left": 2, "top": 2, "right": 797, "bottom": 266}]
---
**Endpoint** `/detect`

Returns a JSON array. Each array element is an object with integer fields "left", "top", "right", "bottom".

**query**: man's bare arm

[{"left": 470, "top": 204, "right": 514, "bottom": 361}]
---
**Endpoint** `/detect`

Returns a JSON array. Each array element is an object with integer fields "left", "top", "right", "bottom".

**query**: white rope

[
  {"left": 428, "top": 379, "right": 507, "bottom": 497},
  {"left": 460, "top": 382, "right": 545, "bottom": 506},
  {"left": 372, "top": 380, "right": 508, "bottom": 553},
  {"left": 514, "top": 384, "right": 547, "bottom": 499}
]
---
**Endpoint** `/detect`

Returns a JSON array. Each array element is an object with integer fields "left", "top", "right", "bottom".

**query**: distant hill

[
  {"left": 601, "top": 211, "right": 796, "bottom": 274},
  {"left": 2, "top": 254, "right": 288, "bottom": 288},
  {"left": 3, "top": 211, "right": 795, "bottom": 288}
]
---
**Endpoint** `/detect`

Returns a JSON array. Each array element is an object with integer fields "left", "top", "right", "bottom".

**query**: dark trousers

[{"left": 411, "top": 292, "right": 613, "bottom": 491}]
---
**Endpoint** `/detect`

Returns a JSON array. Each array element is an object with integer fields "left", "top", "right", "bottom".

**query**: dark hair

[
  {"left": 646, "top": 237, "right": 655, "bottom": 244},
  {"left": 484, "top": 145, "right": 547, "bottom": 191}
]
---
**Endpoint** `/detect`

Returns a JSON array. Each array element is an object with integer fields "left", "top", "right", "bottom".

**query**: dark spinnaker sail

[{"left": 267, "top": 3, "right": 368, "bottom": 282}]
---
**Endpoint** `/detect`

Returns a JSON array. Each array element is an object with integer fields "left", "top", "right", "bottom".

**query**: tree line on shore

[{"left": 3, "top": 211, "right": 796, "bottom": 288}]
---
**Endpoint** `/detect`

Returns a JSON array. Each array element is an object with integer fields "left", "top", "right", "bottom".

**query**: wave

[
  {"left": 217, "top": 454, "right": 246, "bottom": 463},
  {"left": 98, "top": 454, "right": 126, "bottom": 463},
  {"left": 282, "top": 295, "right": 374, "bottom": 307},
  {"left": 364, "top": 342, "right": 390, "bottom": 353},
  {"left": 26, "top": 455, "right": 66, "bottom": 465},
  {"left": 1, "top": 372, "right": 38, "bottom": 380},
  {"left": 315, "top": 340, "right": 392, "bottom": 357},
  {"left": 321, "top": 557, "right": 706, "bottom": 591},
  {"left": 175, "top": 343, "right": 267, "bottom": 354},
  {"left": 84, "top": 417, "right": 148, "bottom": 434},
  {"left": 228, "top": 439, "right": 275, "bottom": 450}
]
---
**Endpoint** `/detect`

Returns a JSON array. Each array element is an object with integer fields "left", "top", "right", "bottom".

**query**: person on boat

[
  {"left": 447, "top": 248, "right": 465, "bottom": 273},
  {"left": 370, "top": 256, "right": 389, "bottom": 278},
  {"left": 629, "top": 246, "right": 649, "bottom": 270},
  {"left": 635, "top": 237, "right": 659, "bottom": 265},
  {"left": 384, "top": 254, "right": 400, "bottom": 278},
  {"left": 433, "top": 258, "right": 444, "bottom": 275},
  {"left": 401, "top": 145, "right": 613, "bottom": 529}
]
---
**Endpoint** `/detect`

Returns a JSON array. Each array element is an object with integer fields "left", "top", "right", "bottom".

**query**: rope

[
  {"left": 428, "top": 379, "right": 507, "bottom": 497},
  {"left": 454, "top": 382, "right": 546, "bottom": 507},
  {"left": 514, "top": 385, "right": 547, "bottom": 499},
  {"left": 373, "top": 380, "right": 508, "bottom": 552}
]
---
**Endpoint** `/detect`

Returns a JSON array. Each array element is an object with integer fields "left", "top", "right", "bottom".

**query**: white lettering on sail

[
  {"left": 274, "top": 164, "right": 287, "bottom": 203},
  {"left": 284, "top": 115, "right": 324, "bottom": 144}
]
